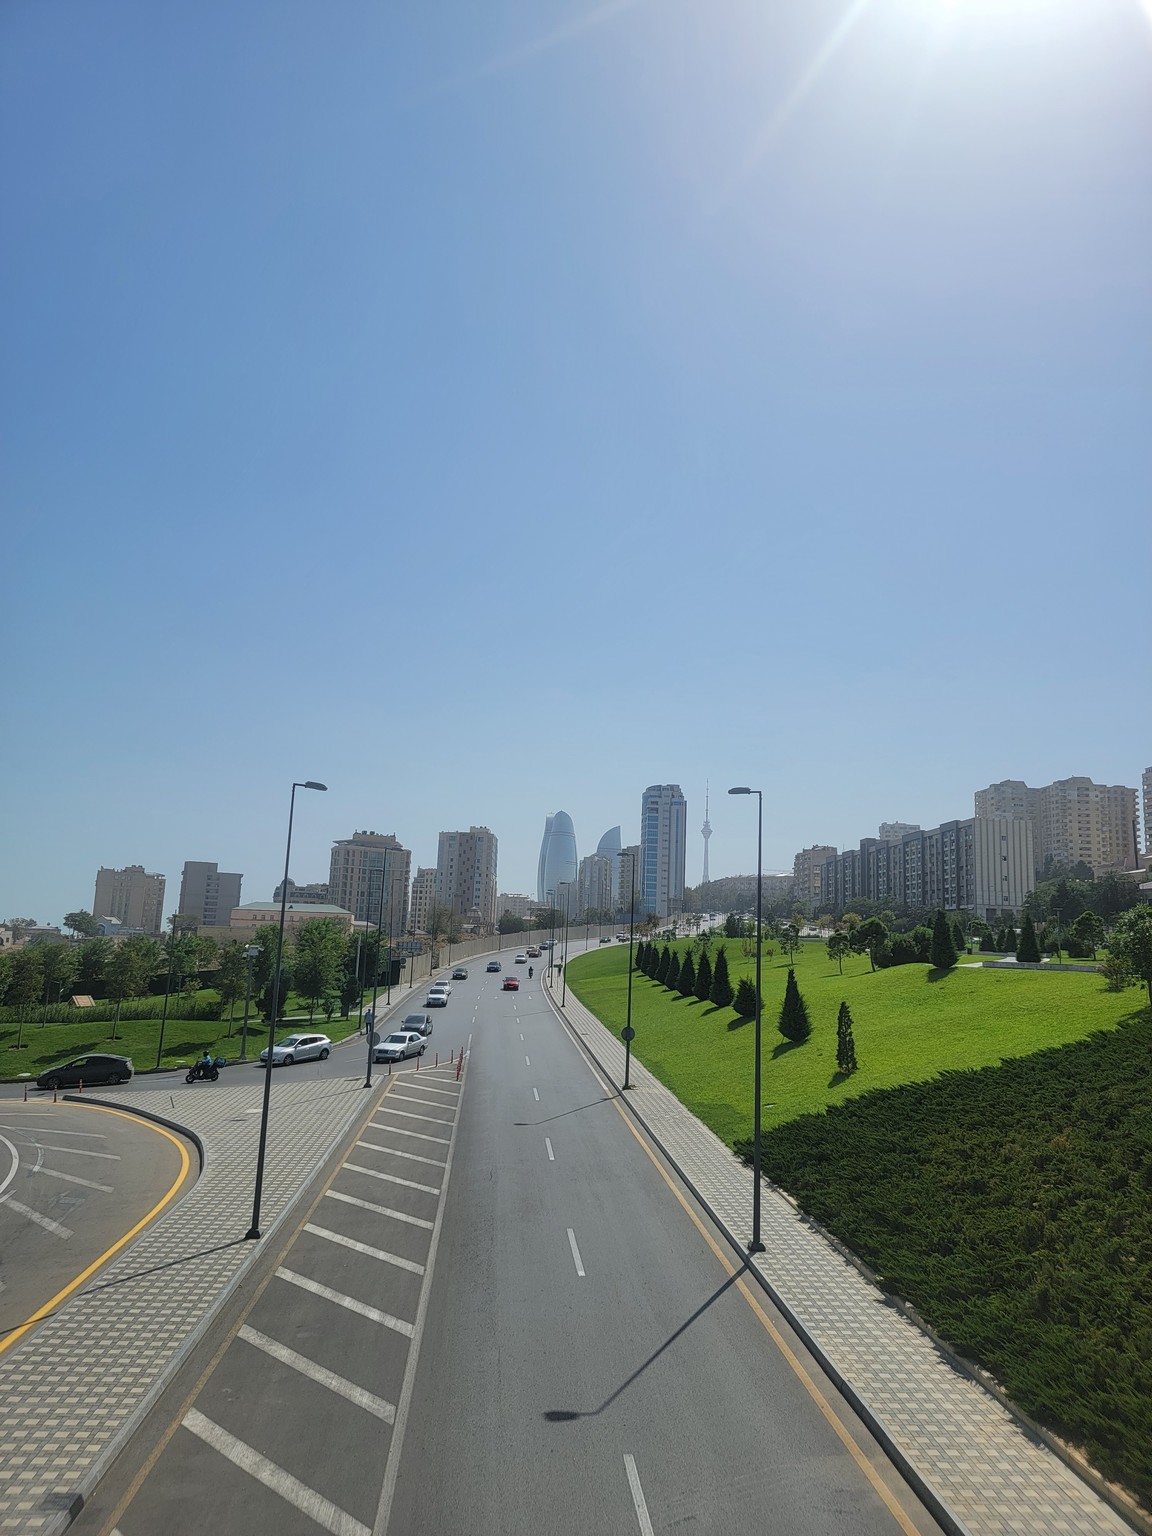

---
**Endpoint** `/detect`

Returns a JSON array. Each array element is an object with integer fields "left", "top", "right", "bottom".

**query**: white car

[
  {"left": 425, "top": 987, "right": 450, "bottom": 1007},
  {"left": 260, "top": 1033, "right": 332, "bottom": 1066},
  {"left": 515, "top": 953, "right": 527, "bottom": 964},
  {"left": 374, "top": 1031, "right": 425, "bottom": 1064}
]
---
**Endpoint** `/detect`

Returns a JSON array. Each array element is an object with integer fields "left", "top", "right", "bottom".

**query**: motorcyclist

[{"left": 528, "top": 965, "right": 534, "bottom": 979}]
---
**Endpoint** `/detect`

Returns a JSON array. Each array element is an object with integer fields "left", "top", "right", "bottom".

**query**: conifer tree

[
  {"left": 665, "top": 951, "right": 681, "bottom": 991},
  {"left": 734, "top": 977, "right": 757, "bottom": 1017},
  {"left": 643, "top": 942, "right": 658, "bottom": 978},
  {"left": 1006, "top": 924, "right": 1018, "bottom": 952},
  {"left": 655, "top": 945, "right": 671, "bottom": 984},
  {"left": 677, "top": 950, "right": 696, "bottom": 997},
  {"left": 709, "top": 944, "right": 734, "bottom": 1008},
  {"left": 995, "top": 926, "right": 1007, "bottom": 951},
  {"left": 1016, "top": 912, "right": 1041, "bottom": 963},
  {"left": 979, "top": 930, "right": 994, "bottom": 952},
  {"left": 694, "top": 950, "right": 712, "bottom": 1002},
  {"left": 836, "top": 1000, "right": 858, "bottom": 1073},
  {"left": 951, "top": 920, "right": 965, "bottom": 954},
  {"left": 777, "top": 967, "right": 811, "bottom": 1043},
  {"left": 634, "top": 941, "right": 646, "bottom": 972},
  {"left": 930, "top": 909, "right": 958, "bottom": 970}
]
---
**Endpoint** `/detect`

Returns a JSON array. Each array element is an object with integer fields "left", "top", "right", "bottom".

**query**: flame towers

[{"left": 537, "top": 811, "right": 578, "bottom": 904}]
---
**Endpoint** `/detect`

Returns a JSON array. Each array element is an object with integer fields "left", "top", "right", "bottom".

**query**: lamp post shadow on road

[
  {"left": 246, "top": 779, "right": 327, "bottom": 1242},
  {"left": 729, "top": 785, "right": 765, "bottom": 1255}
]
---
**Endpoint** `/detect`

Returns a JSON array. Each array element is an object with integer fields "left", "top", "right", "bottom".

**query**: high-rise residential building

[
  {"left": 328, "top": 832, "right": 411, "bottom": 936},
  {"left": 878, "top": 822, "right": 920, "bottom": 844},
  {"left": 792, "top": 845, "right": 837, "bottom": 911},
  {"left": 410, "top": 868, "right": 436, "bottom": 934},
  {"left": 92, "top": 865, "right": 165, "bottom": 935},
  {"left": 975, "top": 776, "right": 1137, "bottom": 876},
  {"left": 436, "top": 826, "right": 498, "bottom": 927},
  {"left": 818, "top": 818, "right": 1033, "bottom": 918},
  {"left": 537, "top": 812, "right": 578, "bottom": 904},
  {"left": 577, "top": 853, "right": 613, "bottom": 917},
  {"left": 1140, "top": 767, "right": 1151, "bottom": 856},
  {"left": 497, "top": 892, "right": 537, "bottom": 921},
  {"left": 640, "top": 784, "right": 687, "bottom": 919},
  {"left": 617, "top": 845, "right": 641, "bottom": 917},
  {"left": 178, "top": 861, "right": 242, "bottom": 927}
]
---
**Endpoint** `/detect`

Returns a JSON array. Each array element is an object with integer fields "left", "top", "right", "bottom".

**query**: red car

[{"left": 502, "top": 975, "right": 520, "bottom": 991}]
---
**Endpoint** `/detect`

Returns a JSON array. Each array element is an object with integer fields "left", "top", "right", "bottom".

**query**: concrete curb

[{"left": 63, "top": 1093, "right": 207, "bottom": 1172}]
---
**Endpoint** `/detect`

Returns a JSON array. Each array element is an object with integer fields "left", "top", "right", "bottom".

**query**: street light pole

[
  {"left": 239, "top": 943, "right": 261, "bottom": 1060},
  {"left": 365, "top": 866, "right": 389, "bottom": 1090},
  {"left": 155, "top": 913, "right": 181, "bottom": 1071},
  {"left": 247, "top": 780, "right": 326, "bottom": 1241},
  {"left": 623, "top": 859, "right": 637, "bottom": 1089},
  {"left": 730, "top": 786, "right": 765, "bottom": 1254},
  {"left": 560, "top": 882, "right": 572, "bottom": 1006}
]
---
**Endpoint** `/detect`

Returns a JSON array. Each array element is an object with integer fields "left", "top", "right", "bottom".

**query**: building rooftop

[{"left": 236, "top": 901, "right": 352, "bottom": 916}]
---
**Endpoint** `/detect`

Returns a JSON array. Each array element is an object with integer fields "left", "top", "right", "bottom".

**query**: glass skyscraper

[{"left": 537, "top": 811, "right": 578, "bottom": 904}]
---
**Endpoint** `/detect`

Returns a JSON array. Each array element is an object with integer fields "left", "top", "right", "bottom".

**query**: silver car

[
  {"left": 401, "top": 1012, "right": 434, "bottom": 1037},
  {"left": 259, "top": 1033, "right": 332, "bottom": 1066},
  {"left": 374, "top": 1031, "right": 425, "bottom": 1064}
]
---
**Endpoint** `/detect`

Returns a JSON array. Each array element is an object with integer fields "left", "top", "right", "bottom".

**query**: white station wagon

[{"left": 259, "top": 1033, "right": 332, "bottom": 1066}]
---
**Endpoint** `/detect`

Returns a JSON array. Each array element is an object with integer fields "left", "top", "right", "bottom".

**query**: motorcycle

[{"left": 186, "top": 1057, "right": 223, "bottom": 1083}]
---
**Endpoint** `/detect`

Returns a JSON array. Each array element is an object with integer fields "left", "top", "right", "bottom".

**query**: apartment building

[
  {"left": 975, "top": 776, "right": 1137, "bottom": 876},
  {"left": 640, "top": 784, "right": 687, "bottom": 920},
  {"left": 328, "top": 832, "right": 411, "bottom": 935},
  {"left": 435, "top": 826, "right": 498, "bottom": 927},
  {"left": 92, "top": 865, "right": 165, "bottom": 935},
  {"left": 178, "top": 861, "right": 242, "bottom": 927},
  {"left": 819, "top": 818, "right": 1033, "bottom": 919},
  {"left": 792, "top": 845, "right": 837, "bottom": 910},
  {"left": 616, "top": 845, "right": 641, "bottom": 916},
  {"left": 410, "top": 868, "right": 436, "bottom": 934},
  {"left": 577, "top": 853, "right": 614, "bottom": 917},
  {"left": 1143, "top": 767, "right": 1152, "bottom": 855}
]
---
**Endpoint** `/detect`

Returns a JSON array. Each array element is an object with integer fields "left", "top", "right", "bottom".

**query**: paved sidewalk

[
  {"left": 0, "top": 1072, "right": 383, "bottom": 1536},
  {"left": 546, "top": 971, "right": 1141, "bottom": 1536}
]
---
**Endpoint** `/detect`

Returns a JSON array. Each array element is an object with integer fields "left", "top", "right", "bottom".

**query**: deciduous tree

[
  {"left": 63, "top": 910, "right": 99, "bottom": 939},
  {"left": 853, "top": 917, "right": 890, "bottom": 973},
  {"left": 1107, "top": 905, "right": 1152, "bottom": 1006},
  {"left": 826, "top": 931, "right": 852, "bottom": 974}
]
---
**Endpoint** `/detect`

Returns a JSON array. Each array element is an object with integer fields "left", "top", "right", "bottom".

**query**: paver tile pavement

[
  {"left": 0, "top": 1073, "right": 380, "bottom": 1536},
  {"left": 550, "top": 975, "right": 1140, "bottom": 1536}
]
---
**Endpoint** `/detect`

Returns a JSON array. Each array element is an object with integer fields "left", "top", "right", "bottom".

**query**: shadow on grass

[
  {"left": 726, "top": 1015, "right": 753, "bottom": 1032},
  {"left": 771, "top": 1039, "right": 802, "bottom": 1059},
  {"left": 827, "top": 1069, "right": 856, "bottom": 1088},
  {"left": 32, "top": 1039, "right": 102, "bottom": 1066},
  {"left": 926, "top": 967, "right": 959, "bottom": 983}
]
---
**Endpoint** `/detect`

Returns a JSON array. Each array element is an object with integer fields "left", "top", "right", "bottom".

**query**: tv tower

[{"left": 701, "top": 781, "right": 712, "bottom": 886}]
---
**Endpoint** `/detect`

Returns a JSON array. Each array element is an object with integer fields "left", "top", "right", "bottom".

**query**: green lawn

[
  {"left": 0, "top": 987, "right": 371, "bottom": 1080},
  {"left": 566, "top": 940, "right": 1141, "bottom": 1146}
]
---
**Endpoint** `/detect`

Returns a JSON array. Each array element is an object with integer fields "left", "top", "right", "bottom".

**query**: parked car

[
  {"left": 373, "top": 1031, "right": 425, "bottom": 1063},
  {"left": 502, "top": 976, "right": 520, "bottom": 991},
  {"left": 486, "top": 960, "right": 502, "bottom": 972},
  {"left": 401, "top": 1012, "right": 433, "bottom": 1037},
  {"left": 259, "top": 1033, "right": 332, "bottom": 1065},
  {"left": 515, "top": 953, "right": 527, "bottom": 964},
  {"left": 451, "top": 966, "right": 469, "bottom": 980},
  {"left": 37, "top": 1054, "right": 133, "bottom": 1090}
]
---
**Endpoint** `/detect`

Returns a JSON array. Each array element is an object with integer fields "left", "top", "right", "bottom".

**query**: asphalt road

[
  {"left": 0, "top": 1101, "right": 193, "bottom": 1353},
  {"left": 71, "top": 951, "right": 944, "bottom": 1536}
]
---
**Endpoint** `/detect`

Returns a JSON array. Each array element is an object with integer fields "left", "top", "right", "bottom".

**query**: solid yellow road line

[
  {"left": 94, "top": 1078, "right": 396, "bottom": 1536},
  {"left": 0, "top": 1106, "right": 192, "bottom": 1360},
  {"left": 607, "top": 1095, "right": 924, "bottom": 1536}
]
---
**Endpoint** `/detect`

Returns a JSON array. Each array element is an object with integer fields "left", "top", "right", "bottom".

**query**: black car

[
  {"left": 37, "top": 1054, "right": 134, "bottom": 1090},
  {"left": 451, "top": 966, "right": 469, "bottom": 980}
]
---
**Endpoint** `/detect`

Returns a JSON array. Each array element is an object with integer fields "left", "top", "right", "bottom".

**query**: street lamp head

[
  {"left": 728, "top": 786, "right": 751, "bottom": 795},
  {"left": 302, "top": 781, "right": 327, "bottom": 792},
  {"left": 245, "top": 945, "right": 262, "bottom": 957}
]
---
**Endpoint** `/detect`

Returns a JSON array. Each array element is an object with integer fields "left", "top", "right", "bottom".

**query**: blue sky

[{"left": 2, "top": 0, "right": 1149, "bottom": 924}]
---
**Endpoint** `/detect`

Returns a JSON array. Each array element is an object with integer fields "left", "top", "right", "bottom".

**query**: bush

[
  {"left": 0, "top": 997, "right": 223, "bottom": 1026},
  {"left": 733, "top": 977, "right": 757, "bottom": 1017}
]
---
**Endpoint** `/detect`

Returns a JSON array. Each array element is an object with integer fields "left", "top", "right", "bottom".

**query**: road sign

[
  {"left": 370, "top": 1030, "right": 381, "bottom": 1046},
  {"left": 621, "top": 1026, "right": 635, "bottom": 1042}
]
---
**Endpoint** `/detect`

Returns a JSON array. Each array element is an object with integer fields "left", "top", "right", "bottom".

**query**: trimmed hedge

[{"left": 0, "top": 998, "right": 223, "bottom": 1026}]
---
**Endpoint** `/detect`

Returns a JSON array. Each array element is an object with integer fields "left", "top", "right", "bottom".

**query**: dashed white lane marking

[
  {"left": 567, "top": 1228, "right": 585, "bottom": 1278},
  {"left": 304, "top": 1222, "right": 426, "bottom": 1275},
  {"left": 357, "top": 1140, "right": 446, "bottom": 1168},
  {"left": 275, "top": 1268, "right": 415, "bottom": 1338},
  {"left": 525, "top": 1056, "right": 531, "bottom": 1067},
  {"left": 533, "top": 1088, "right": 540, "bottom": 1101},
  {"left": 183, "top": 1408, "right": 370, "bottom": 1536},
  {"left": 624, "top": 1454, "right": 656, "bottom": 1536},
  {"left": 545, "top": 1138, "right": 555, "bottom": 1161},
  {"left": 343, "top": 1163, "right": 440, "bottom": 1196},
  {"left": 363, "top": 1124, "right": 450, "bottom": 1146},
  {"left": 375, "top": 1106, "right": 453, "bottom": 1127},
  {"left": 238, "top": 1326, "right": 396, "bottom": 1422},
  {"left": 34, "top": 1166, "right": 114, "bottom": 1192},
  {"left": 325, "top": 1189, "right": 434, "bottom": 1230},
  {"left": 519, "top": 1033, "right": 524, "bottom": 1041},
  {"left": 31, "top": 1143, "right": 120, "bottom": 1160},
  {"left": 1, "top": 1197, "right": 72, "bottom": 1238}
]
